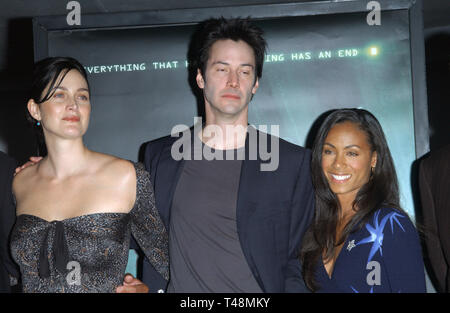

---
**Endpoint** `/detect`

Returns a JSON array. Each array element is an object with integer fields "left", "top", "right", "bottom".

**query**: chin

[
  {"left": 331, "top": 185, "right": 364, "bottom": 199},
  {"left": 331, "top": 188, "right": 350, "bottom": 195},
  {"left": 219, "top": 103, "right": 246, "bottom": 115},
  {"left": 63, "top": 134, "right": 84, "bottom": 140},
  {"left": 62, "top": 128, "right": 87, "bottom": 139}
]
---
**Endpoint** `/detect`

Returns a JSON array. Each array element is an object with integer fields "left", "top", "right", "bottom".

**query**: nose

[
  {"left": 227, "top": 71, "right": 239, "bottom": 88},
  {"left": 67, "top": 95, "right": 79, "bottom": 110},
  {"left": 332, "top": 152, "right": 346, "bottom": 170}
]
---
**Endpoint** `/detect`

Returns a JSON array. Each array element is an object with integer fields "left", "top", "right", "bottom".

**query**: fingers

[
  {"left": 30, "top": 156, "right": 43, "bottom": 163},
  {"left": 14, "top": 163, "right": 31, "bottom": 176},
  {"left": 14, "top": 166, "right": 22, "bottom": 176},
  {"left": 123, "top": 274, "right": 136, "bottom": 284},
  {"left": 14, "top": 157, "right": 43, "bottom": 176},
  {"left": 115, "top": 284, "right": 149, "bottom": 293},
  {"left": 115, "top": 274, "right": 149, "bottom": 293},
  {"left": 123, "top": 274, "right": 144, "bottom": 286}
]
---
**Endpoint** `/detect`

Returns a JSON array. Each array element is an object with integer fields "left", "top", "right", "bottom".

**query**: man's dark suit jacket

[
  {"left": 139, "top": 126, "right": 314, "bottom": 293},
  {"left": 419, "top": 144, "right": 450, "bottom": 293},
  {"left": 0, "top": 152, "right": 20, "bottom": 292}
]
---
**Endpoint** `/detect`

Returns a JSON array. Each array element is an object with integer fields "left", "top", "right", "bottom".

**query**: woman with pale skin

[
  {"left": 11, "top": 57, "right": 168, "bottom": 293},
  {"left": 300, "top": 108, "right": 426, "bottom": 293}
]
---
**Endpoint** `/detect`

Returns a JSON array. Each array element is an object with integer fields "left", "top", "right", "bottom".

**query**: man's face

[{"left": 196, "top": 39, "right": 259, "bottom": 119}]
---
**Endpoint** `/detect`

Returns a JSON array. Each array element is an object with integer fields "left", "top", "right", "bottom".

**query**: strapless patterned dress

[{"left": 10, "top": 162, "right": 168, "bottom": 293}]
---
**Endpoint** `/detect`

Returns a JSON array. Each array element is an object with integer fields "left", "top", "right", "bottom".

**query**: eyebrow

[
  {"left": 52, "top": 86, "right": 89, "bottom": 92},
  {"left": 212, "top": 61, "right": 254, "bottom": 68},
  {"left": 324, "top": 143, "right": 361, "bottom": 149}
]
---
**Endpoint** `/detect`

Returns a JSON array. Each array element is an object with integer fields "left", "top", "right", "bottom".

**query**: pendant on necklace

[{"left": 347, "top": 239, "right": 356, "bottom": 252}]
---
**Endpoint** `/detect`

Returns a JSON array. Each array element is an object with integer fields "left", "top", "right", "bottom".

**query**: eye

[
  {"left": 323, "top": 149, "right": 333, "bottom": 155},
  {"left": 78, "top": 94, "right": 89, "bottom": 101},
  {"left": 240, "top": 67, "right": 253, "bottom": 76},
  {"left": 53, "top": 92, "right": 65, "bottom": 98},
  {"left": 347, "top": 151, "right": 359, "bottom": 157}
]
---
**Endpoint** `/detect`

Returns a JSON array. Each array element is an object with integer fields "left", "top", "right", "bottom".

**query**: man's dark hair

[
  {"left": 29, "top": 56, "right": 89, "bottom": 106},
  {"left": 194, "top": 17, "right": 267, "bottom": 81}
]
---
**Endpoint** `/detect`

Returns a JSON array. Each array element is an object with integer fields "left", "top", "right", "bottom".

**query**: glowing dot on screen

[{"left": 369, "top": 47, "right": 378, "bottom": 56}]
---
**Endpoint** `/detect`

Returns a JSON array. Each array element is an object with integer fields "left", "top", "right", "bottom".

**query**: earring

[{"left": 37, "top": 121, "right": 41, "bottom": 126}]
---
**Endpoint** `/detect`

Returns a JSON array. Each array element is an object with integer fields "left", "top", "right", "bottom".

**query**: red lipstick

[{"left": 62, "top": 116, "right": 80, "bottom": 122}]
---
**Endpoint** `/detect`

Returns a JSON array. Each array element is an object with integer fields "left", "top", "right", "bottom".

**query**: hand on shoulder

[
  {"left": 14, "top": 156, "right": 42, "bottom": 176},
  {"left": 12, "top": 158, "right": 41, "bottom": 198}
]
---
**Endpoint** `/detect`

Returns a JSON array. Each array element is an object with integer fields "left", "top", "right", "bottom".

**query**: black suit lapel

[
  {"left": 155, "top": 127, "right": 197, "bottom": 229},
  {"left": 235, "top": 127, "right": 266, "bottom": 291},
  {"left": 154, "top": 139, "right": 185, "bottom": 230}
]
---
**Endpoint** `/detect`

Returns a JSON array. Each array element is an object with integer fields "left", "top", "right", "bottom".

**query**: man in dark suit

[
  {"left": 419, "top": 144, "right": 450, "bottom": 293},
  {"left": 0, "top": 151, "right": 20, "bottom": 292},
  {"left": 119, "top": 17, "right": 314, "bottom": 293}
]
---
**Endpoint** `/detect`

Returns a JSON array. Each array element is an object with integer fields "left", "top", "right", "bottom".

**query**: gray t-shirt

[{"left": 167, "top": 145, "right": 262, "bottom": 293}]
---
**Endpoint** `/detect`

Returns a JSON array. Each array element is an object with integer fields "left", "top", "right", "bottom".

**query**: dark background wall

[{"left": 0, "top": 0, "right": 449, "bottom": 163}]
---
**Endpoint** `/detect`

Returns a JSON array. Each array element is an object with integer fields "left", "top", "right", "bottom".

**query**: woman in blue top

[{"left": 300, "top": 108, "right": 426, "bottom": 293}]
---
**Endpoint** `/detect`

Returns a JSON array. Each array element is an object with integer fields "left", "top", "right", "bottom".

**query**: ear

[
  {"left": 371, "top": 151, "right": 377, "bottom": 168},
  {"left": 251, "top": 78, "right": 259, "bottom": 95},
  {"left": 27, "top": 99, "right": 41, "bottom": 121},
  {"left": 196, "top": 69, "right": 205, "bottom": 89}
]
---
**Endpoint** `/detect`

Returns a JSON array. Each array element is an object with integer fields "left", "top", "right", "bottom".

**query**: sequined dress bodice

[{"left": 10, "top": 162, "right": 169, "bottom": 293}]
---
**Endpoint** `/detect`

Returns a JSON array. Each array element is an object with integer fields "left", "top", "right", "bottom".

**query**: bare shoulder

[
  {"left": 91, "top": 153, "right": 137, "bottom": 210},
  {"left": 91, "top": 152, "right": 136, "bottom": 187}
]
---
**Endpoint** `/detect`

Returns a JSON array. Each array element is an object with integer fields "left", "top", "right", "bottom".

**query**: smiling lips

[
  {"left": 62, "top": 116, "right": 80, "bottom": 122},
  {"left": 330, "top": 174, "right": 351, "bottom": 183}
]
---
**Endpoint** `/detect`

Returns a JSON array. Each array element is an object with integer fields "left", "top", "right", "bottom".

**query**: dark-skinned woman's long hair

[{"left": 299, "top": 108, "right": 404, "bottom": 292}]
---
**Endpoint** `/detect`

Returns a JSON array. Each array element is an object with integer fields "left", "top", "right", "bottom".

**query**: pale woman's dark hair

[{"left": 27, "top": 57, "right": 89, "bottom": 155}]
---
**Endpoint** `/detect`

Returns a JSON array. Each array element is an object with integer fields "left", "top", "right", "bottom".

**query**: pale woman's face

[{"left": 28, "top": 69, "right": 91, "bottom": 140}]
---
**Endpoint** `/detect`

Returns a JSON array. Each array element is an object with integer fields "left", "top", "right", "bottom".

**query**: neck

[
  {"left": 337, "top": 191, "right": 358, "bottom": 222},
  {"left": 201, "top": 105, "right": 249, "bottom": 150},
  {"left": 40, "top": 136, "right": 90, "bottom": 179}
]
